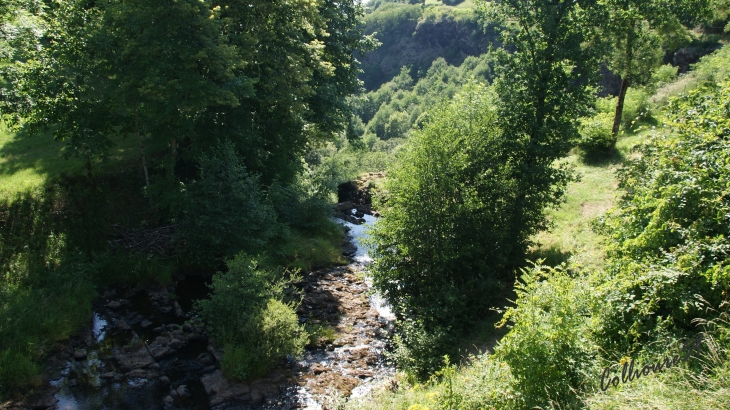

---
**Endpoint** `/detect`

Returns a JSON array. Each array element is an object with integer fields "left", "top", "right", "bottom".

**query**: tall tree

[
  {"left": 600, "top": 0, "right": 709, "bottom": 137},
  {"left": 1, "top": 0, "right": 241, "bottom": 186},
  {"left": 198, "top": 0, "right": 375, "bottom": 185},
  {"left": 97, "top": 0, "right": 243, "bottom": 183},
  {"left": 481, "top": 0, "right": 602, "bottom": 265},
  {"left": 369, "top": 0, "right": 602, "bottom": 376},
  {"left": 1, "top": 0, "right": 372, "bottom": 189}
]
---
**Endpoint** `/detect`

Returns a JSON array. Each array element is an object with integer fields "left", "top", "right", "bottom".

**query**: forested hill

[{"left": 359, "top": 0, "right": 497, "bottom": 90}]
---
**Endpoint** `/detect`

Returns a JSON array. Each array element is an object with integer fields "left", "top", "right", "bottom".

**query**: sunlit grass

[
  {"left": 0, "top": 123, "right": 156, "bottom": 198},
  {"left": 0, "top": 125, "right": 76, "bottom": 196},
  {"left": 530, "top": 129, "right": 649, "bottom": 271}
]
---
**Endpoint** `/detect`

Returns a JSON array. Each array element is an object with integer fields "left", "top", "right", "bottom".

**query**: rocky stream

[{"left": 9, "top": 207, "right": 396, "bottom": 410}]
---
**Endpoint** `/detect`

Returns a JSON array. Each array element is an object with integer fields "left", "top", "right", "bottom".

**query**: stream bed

[{"left": 16, "top": 214, "right": 395, "bottom": 410}]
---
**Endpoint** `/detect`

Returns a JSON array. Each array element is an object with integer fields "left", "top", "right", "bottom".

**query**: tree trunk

[
  {"left": 135, "top": 108, "right": 150, "bottom": 188},
  {"left": 612, "top": 77, "right": 630, "bottom": 136},
  {"left": 612, "top": 23, "right": 635, "bottom": 141},
  {"left": 171, "top": 137, "right": 177, "bottom": 161},
  {"left": 85, "top": 156, "right": 94, "bottom": 188}
]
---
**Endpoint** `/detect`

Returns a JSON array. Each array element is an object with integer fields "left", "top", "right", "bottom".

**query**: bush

[
  {"left": 369, "top": 85, "right": 516, "bottom": 374},
  {"left": 389, "top": 320, "right": 456, "bottom": 380},
  {"left": 621, "top": 88, "right": 653, "bottom": 131},
  {"left": 179, "top": 141, "right": 276, "bottom": 266},
  {"left": 651, "top": 64, "right": 679, "bottom": 88},
  {"left": 194, "top": 254, "right": 307, "bottom": 380},
  {"left": 496, "top": 263, "right": 599, "bottom": 408},
  {"left": 595, "top": 80, "right": 730, "bottom": 353},
  {"left": 94, "top": 253, "right": 173, "bottom": 286},
  {"left": 578, "top": 112, "right": 616, "bottom": 161}
]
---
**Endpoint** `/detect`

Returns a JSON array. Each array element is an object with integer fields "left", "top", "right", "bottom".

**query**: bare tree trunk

[
  {"left": 85, "top": 156, "right": 94, "bottom": 188},
  {"left": 612, "top": 77, "right": 630, "bottom": 136},
  {"left": 135, "top": 108, "right": 150, "bottom": 188},
  {"left": 171, "top": 137, "right": 177, "bottom": 161},
  {"left": 612, "top": 23, "right": 635, "bottom": 142}
]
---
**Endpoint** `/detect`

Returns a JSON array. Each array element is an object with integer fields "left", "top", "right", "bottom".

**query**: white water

[{"left": 339, "top": 212, "right": 395, "bottom": 321}]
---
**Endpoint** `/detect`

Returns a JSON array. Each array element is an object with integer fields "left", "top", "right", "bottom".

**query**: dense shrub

[
  {"left": 194, "top": 254, "right": 307, "bottom": 380},
  {"left": 496, "top": 263, "right": 599, "bottom": 408},
  {"left": 578, "top": 112, "right": 616, "bottom": 161},
  {"left": 369, "top": 85, "right": 518, "bottom": 375},
  {"left": 596, "top": 80, "right": 730, "bottom": 353},
  {"left": 179, "top": 141, "right": 276, "bottom": 266}
]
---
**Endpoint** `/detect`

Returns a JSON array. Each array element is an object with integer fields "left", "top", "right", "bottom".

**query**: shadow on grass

[
  {"left": 579, "top": 146, "right": 626, "bottom": 167},
  {"left": 0, "top": 124, "right": 154, "bottom": 194},
  {"left": 0, "top": 169, "right": 166, "bottom": 399},
  {"left": 527, "top": 243, "right": 573, "bottom": 267}
]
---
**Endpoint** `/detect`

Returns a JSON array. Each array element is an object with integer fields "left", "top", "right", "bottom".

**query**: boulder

[
  {"left": 200, "top": 369, "right": 251, "bottom": 406},
  {"left": 114, "top": 346, "right": 155, "bottom": 371},
  {"left": 117, "top": 319, "right": 131, "bottom": 330},
  {"left": 126, "top": 368, "right": 159, "bottom": 379},
  {"left": 333, "top": 201, "right": 356, "bottom": 212}
]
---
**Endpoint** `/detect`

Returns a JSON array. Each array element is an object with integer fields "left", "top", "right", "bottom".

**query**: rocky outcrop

[{"left": 335, "top": 172, "right": 385, "bottom": 224}]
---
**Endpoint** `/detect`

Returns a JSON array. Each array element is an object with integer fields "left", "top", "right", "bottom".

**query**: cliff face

[{"left": 359, "top": 7, "right": 498, "bottom": 90}]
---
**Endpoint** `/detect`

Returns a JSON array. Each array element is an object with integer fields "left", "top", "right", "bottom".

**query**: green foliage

[
  {"left": 345, "top": 53, "right": 496, "bottom": 176},
  {"left": 389, "top": 320, "right": 456, "bottom": 380},
  {"left": 586, "top": 305, "right": 730, "bottom": 410},
  {"left": 0, "top": 169, "right": 178, "bottom": 399},
  {"left": 595, "top": 0, "right": 709, "bottom": 137},
  {"left": 481, "top": 0, "right": 600, "bottom": 265},
  {"left": 305, "top": 322, "right": 337, "bottom": 347},
  {"left": 578, "top": 112, "right": 617, "bottom": 161},
  {"left": 263, "top": 228, "right": 346, "bottom": 273},
  {"left": 194, "top": 254, "right": 307, "bottom": 381},
  {"left": 179, "top": 141, "right": 275, "bottom": 266},
  {"left": 1, "top": 0, "right": 372, "bottom": 188},
  {"left": 596, "top": 80, "right": 730, "bottom": 352},
  {"left": 652, "top": 63, "right": 679, "bottom": 88},
  {"left": 370, "top": 84, "right": 506, "bottom": 331},
  {"left": 496, "top": 263, "right": 599, "bottom": 408},
  {"left": 0, "top": 0, "right": 45, "bottom": 62},
  {"left": 94, "top": 254, "right": 173, "bottom": 287}
]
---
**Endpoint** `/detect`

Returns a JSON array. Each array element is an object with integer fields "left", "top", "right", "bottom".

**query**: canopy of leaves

[
  {"left": 370, "top": 85, "right": 509, "bottom": 327},
  {"left": 0, "top": 0, "right": 372, "bottom": 186},
  {"left": 481, "top": 0, "right": 601, "bottom": 264}
]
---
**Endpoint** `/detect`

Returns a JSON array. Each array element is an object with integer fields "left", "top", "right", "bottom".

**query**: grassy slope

[
  {"left": 530, "top": 133, "right": 645, "bottom": 271},
  {"left": 348, "top": 43, "right": 730, "bottom": 410},
  {"left": 0, "top": 122, "right": 153, "bottom": 197}
]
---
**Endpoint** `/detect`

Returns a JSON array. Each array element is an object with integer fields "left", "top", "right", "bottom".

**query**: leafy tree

[
  {"left": 0, "top": 2, "right": 116, "bottom": 185},
  {"left": 369, "top": 85, "right": 508, "bottom": 376},
  {"left": 1, "top": 0, "right": 241, "bottom": 187},
  {"left": 598, "top": 0, "right": 710, "bottom": 137},
  {"left": 369, "top": 0, "right": 602, "bottom": 376},
  {"left": 179, "top": 141, "right": 275, "bottom": 266},
  {"left": 197, "top": 0, "right": 376, "bottom": 185},
  {"left": 99, "top": 0, "right": 242, "bottom": 172},
  {"left": 480, "top": 0, "right": 601, "bottom": 266},
  {"left": 1, "top": 0, "right": 372, "bottom": 189},
  {"left": 0, "top": 0, "right": 45, "bottom": 62}
]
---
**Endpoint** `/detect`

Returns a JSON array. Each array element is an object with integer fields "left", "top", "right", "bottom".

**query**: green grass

[
  {"left": 529, "top": 129, "right": 648, "bottom": 271},
  {"left": 0, "top": 122, "right": 156, "bottom": 198}
]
